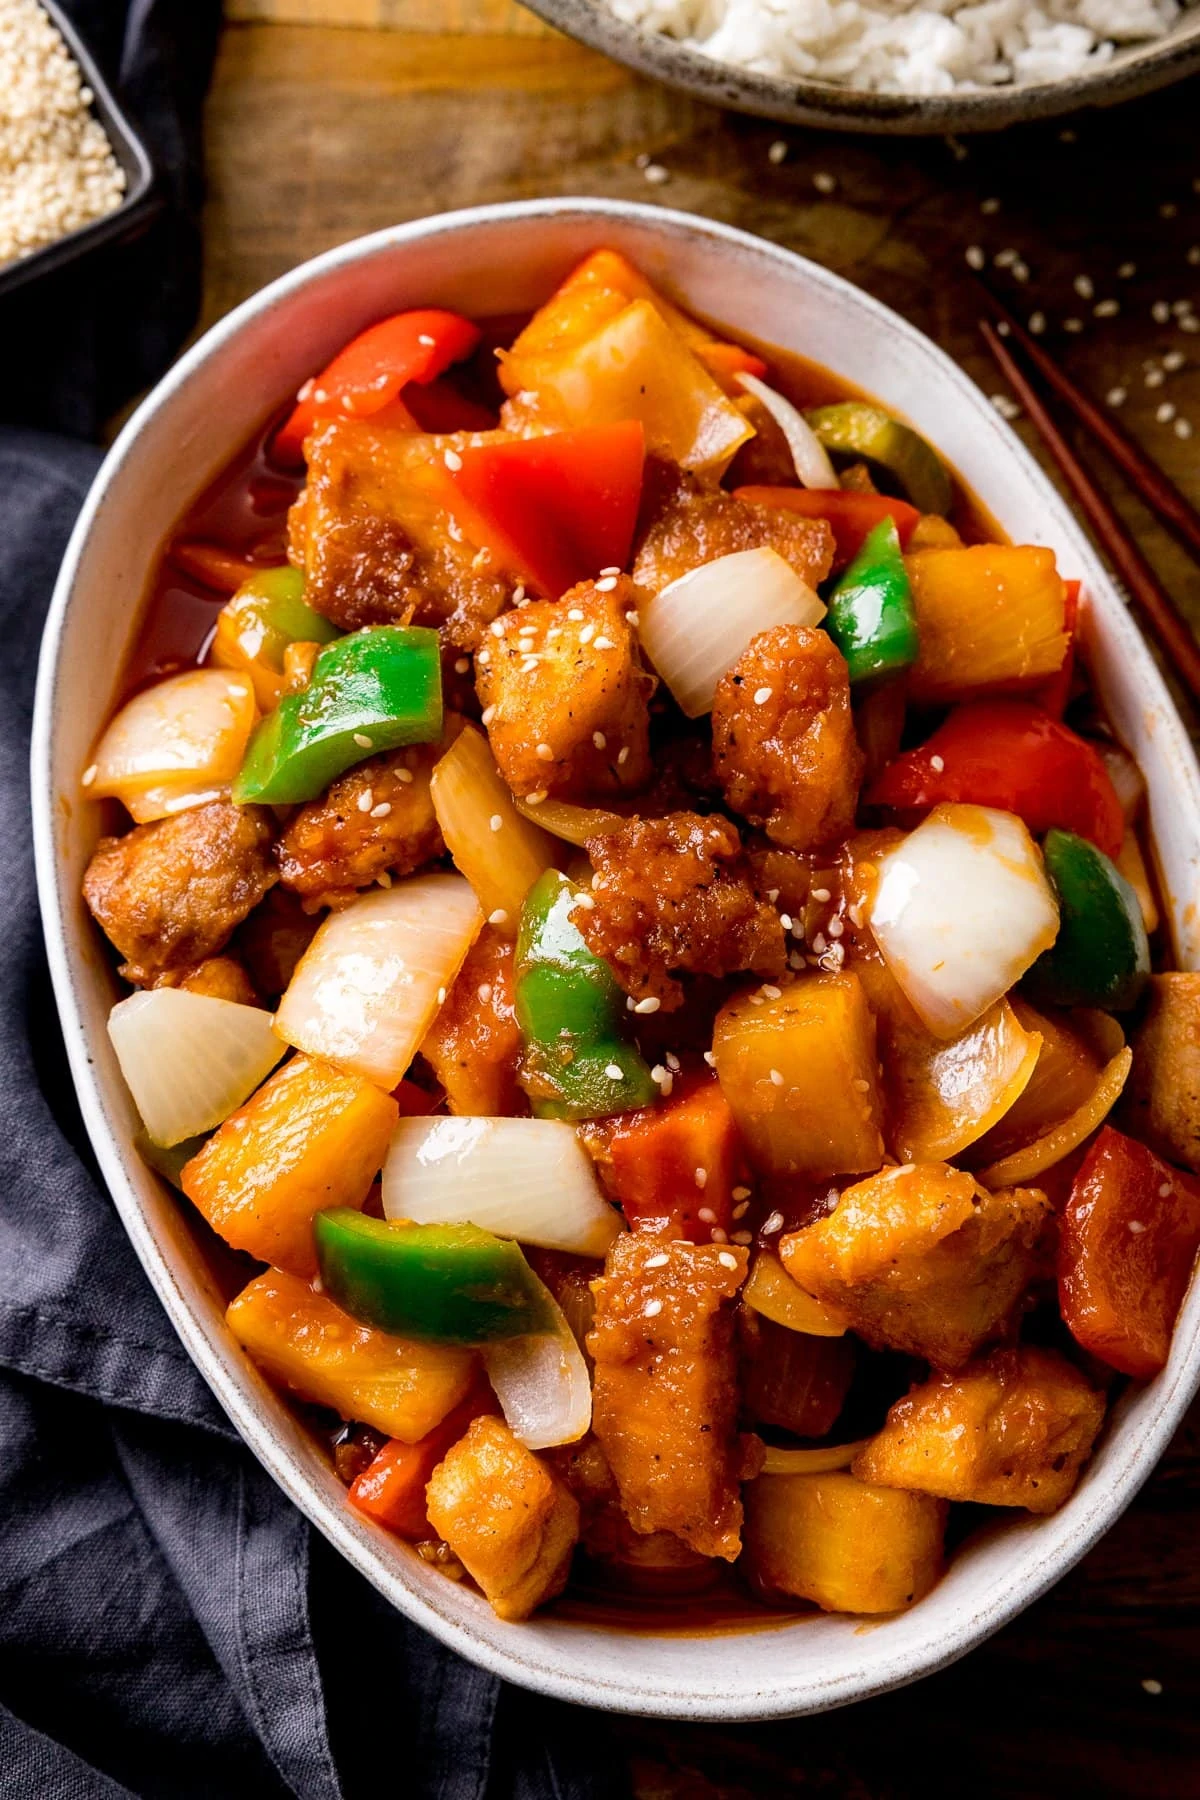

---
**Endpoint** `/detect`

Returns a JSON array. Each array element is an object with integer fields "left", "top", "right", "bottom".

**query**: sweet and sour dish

[{"left": 80, "top": 250, "right": 1200, "bottom": 1625}]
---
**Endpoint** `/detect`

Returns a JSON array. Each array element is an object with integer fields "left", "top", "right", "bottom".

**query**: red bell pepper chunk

[
  {"left": 1059, "top": 1125, "right": 1200, "bottom": 1378},
  {"left": 349, "top": 1382, "right": 497, "bottom": 1539},
  {"left": 603, "top": 1074, "right": 742, "bottom": 1242},
  {"left": 443, "top": 420, "right": 646, "bottom": 600},
  {"left": 1036, "top": 578, "right": 1080, "bottom": 719},
  {"left": 392, "top": 1077, "right": 442, "bottom": 1117},
  {"left": 866, "top": 697, "right": 1125, "bottom": 860},
  {"left": 733, "top": 485, "right": 921, "bottom": 571},
  {"left": 273, "top": 309, "right": 482, "bottom": 464}
]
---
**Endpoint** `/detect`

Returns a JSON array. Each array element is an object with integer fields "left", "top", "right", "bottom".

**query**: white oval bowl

[{"left": 32, "top": 199, "right": 1200, "bottom": 1721}]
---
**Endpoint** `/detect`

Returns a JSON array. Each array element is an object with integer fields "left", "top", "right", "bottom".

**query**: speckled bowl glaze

[
  {"left": 32, "top": 200, "right": 1200, "bottom": 1719},
  {"left": 523, "top": 0, "right": 1200, "bottom": 135}
]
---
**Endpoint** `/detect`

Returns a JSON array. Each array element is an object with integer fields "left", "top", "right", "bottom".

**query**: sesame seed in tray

[{"left": 0, "top": 0, "right": 127, "bottom": 268}]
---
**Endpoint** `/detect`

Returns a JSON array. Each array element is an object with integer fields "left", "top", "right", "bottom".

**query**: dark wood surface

[{"left": 203, "top": 19, "right": 1200, "bottom": 1795}]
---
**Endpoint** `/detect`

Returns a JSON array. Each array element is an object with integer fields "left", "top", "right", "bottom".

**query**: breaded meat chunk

[
  {"left": 631, "top": 460, "right": 833, "bottom": 596},
  {"left": 420, "top": 928, "right": 523, "bottom": 1117},
  {"left": 712, "top": 625, "right": 863, "bottom": 852},
  {"left": 476, "top": 577, "right": 651, "bottom": 801},
  {"left": 425, "top": 1416, "right": 579, "bottom": 1621},
  {"left": 291, "top": 419, "right": 511, "bottom": 646},
  {"left": 588, "top": 1233, "right": 751, "bottom": 1559},
  {"left": 278, "top": 738, "right": 452, "bottom": 912},
  {"left": 853, "top": 1347, "right": 1105, "bottom": 1515},
  {"left": 83, "top": 799, "right": 277, "bottom": 986},
  {"left": 780, "top": 1163, "right": 1050, "bottom": 1370},
  {"left": 153, "top": 955, "right": 259, "bottom": 1007},
  {"left": 573, "top": 812, "right": 786, "bottom": 1010}
]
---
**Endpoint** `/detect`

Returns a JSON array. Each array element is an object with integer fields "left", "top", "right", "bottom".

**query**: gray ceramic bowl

[{"left": 523, "top": 0, "right": 1200, "bottom": 134}]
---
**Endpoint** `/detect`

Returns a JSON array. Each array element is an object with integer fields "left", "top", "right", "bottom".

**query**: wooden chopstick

[
  {"left": 979, "top": 317, "right": 1200, "bottom": 703},
  {"left": 975, "top": 278, "right": 1200, "bottom": 565}
]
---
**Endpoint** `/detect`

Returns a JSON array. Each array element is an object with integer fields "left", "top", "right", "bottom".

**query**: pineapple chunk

[
  {"left": 227, "top": 1268, "right": 477, "bottom": 1440},
  {"left": 743, "top": 1470, "right": 946, "bottom": 1614},
  {"left": 712, "top": 973, "right": 885, "bottom": 1180},
  {"left": 1123, "top": 973, "right": 1200, "bottom": 1174},
  {"left": 476, "top": 576, "right": 650, "bottom": 801},
  {"left": 907, "top": 545, "right": 1068, "bottom": 702},
  {"left": 426, "top": 1416, "right": 580, "bottom": 1621},
  {"left": 853, "top": 1346, "right": 1105, "bottom": 1514},
  {"left": 182, "top": 1053, "right": 398, "bottom": 1276},
  {"left": 780, "top": 1162, "right": 1049, "bottom": 1369}
]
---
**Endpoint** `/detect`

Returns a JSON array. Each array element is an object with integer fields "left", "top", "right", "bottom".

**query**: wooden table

[{"left": 205, "top": 11, "right": 1200, "bottom": 1795}]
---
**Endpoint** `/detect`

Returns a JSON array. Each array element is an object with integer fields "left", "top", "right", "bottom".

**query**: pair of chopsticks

[{"left": 976, "top": 285, "right": 1200, "bottom": 702}]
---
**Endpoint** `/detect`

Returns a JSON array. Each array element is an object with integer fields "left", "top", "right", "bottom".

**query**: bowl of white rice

[{"left": 523, "top": 0, "right": 1200, "bottom": 132}]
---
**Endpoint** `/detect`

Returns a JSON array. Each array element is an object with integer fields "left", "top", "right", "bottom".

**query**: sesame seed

[
  {"left": 643, "top": 164, "right": 669, "bottom": 186},
  {"left": 761, "top": 1211, "right": 785, "bottom": 1236},
  {"left": 697, "top": 1205, "right": 716, "bottom": 1222},
  {"left": 536, "top": 742, "right": 554, "bottom": 761},
  {"left": 454, "top": 656, "right": 470, "bottom": 675},
  {"left": 1012, "top": 261, "right": 1030, "bottom": 284},
  {"left": 605, "top": 1063, "right": 625, "bottom": 1081},
  {"left": 1074, "top": 274, "right": 1094, "bottom": 300},
  {"left": 1152, "top": 301, "right": 1172, "bottom": 324},
  {"left": 711, "top": 1227, "right": 728, "bottom": 1243},
  {"left": 395, "top": 768, "right": 413, "bottom": 785},
  {"left": 754, "top": 685, "right": 773, "bottom": 705},
  {"left": 634, "top": 996, "right": 661, "bottom": 1014},
  {"left": 1161, "top": 202, "right": 1178, "bottom": 219},
  {"left": 624, "top": 609, "right": 639, "bottom": 626},
  {"left": 481, "top": 705, "right": 496, "bottom": 725},
  {"left": 733, "top": 1201, "right": 749, "bottom": 1219},
  {"left": 1189, "top": 247, "right": 1200, "bottom": 267},
  {"left": 665, "top": 1052, "right": 681, "bottom": 1072},
  {"left": 1163, "top": 350, "right": 1186, "bottom": 372},
  {"left": 644, "top": 1298, "right": 663, "bottom": 1319},
  {"left": 574, "top": 891, "right": 596, "bottom": 910},
  {"left": 981, "top": 197, "right": 1000, "bottom": 214},
  {"left": 991, "top": 394, "right": 1021, "bottom": 420},
  {"left": 718, "top": 1249, "right": 739, "bottom": 1269},
  {"left": 811, "top": 933, "right": 827, "bottom": 955},
  {"left": 812, "top": 887, "right": 831, "bottom": 903},
  {"left": 1118, "top": 261, "right": 1137, "bottom": 279},
  {"left": 1176, "top": 418, "right": 1193, "bottom": 439},
  {"left": 600, "top": 566, "right": 621, "bottom": 577},
  {"left": 769, "top": 1068, "right": 785, "bottom": 1087},
  {"left": 848, "top": 904, "right": 863, "bottom": 928},
  {"left": 693, "top": 1167, "right": 709, "bottom": 1191},
  {"left": 436, "top": 987, "right": 447, "bottom": 1005},
  {"left": 1157, "top": 401, "right": 1177, "bottom": 424},
  {"left": 703, "top": 1050, "right": 716, "bottom": 1067},
  {"left": 768, "top": 140, "right": 788, "bottom": 165},
  {"left": 929, "top": 753, "right": 946, "bottom": 772},
  {"left": 512, "top": 585, "right": 526, "bottom": 605},
  {"left": 1028, "top": 312, "right": 1046, "bottom": 335},
  {"left": 370, "top": 801, "right": 391, "bottom": 818},
  {"left": 617, "top": 746, "right": 630, "bottom": 766},
  {"left": 490, "top": 620, "right": 505, "bottom": 638},
  {"left": 443, "top": 449, "right": 463, "bottom": 471},
  {"left": 376, "top": 870, "right": 392, "bottom": 887},
  {"left": 488, "top": 908, "right": 508, "bottom": 926},
  {"left": 731, "top": 1231, "right": 753, "bottom": 1245},
  {"left": 524, "top": 789, "right": 547, "bottom": 806},
  {"left": 1129, "top": 1220, "right": 1147, "bottom": 1234},
  {"left": 592, "top": 730, "right": 607, "bottom": 750},
  {"left": 748, "top": 994, "right": 764, "bottom": 1007},
  {"left": 779, "top": 912, "right": 792, "bottom": 931},
  {"left": 1064, "top": 318, "right": 1084, "bottom": 334},
  {"left": 595, "top": 575, "right": 618, "bottom": 592},
  {"left": 353, "top": 733, "right": 373, "bottom": 749},
  {"left": 476, "top": 648, "right": 491, "bottom": 667},
  {"left": 1146, "top": 368, "right": 1166, "bottom": 388},
  {"left": 518, "top": 625, "right": 537, "bottom": 639},
  {"left": 1106, "top": 387, "right": 1127, "bottom": 408},
  {"left": 994, "top": 248, "right": 1017, "bottom": 269},
  {"left": 1142, "top": 1679, "right": 1163, "bottom": 1696},
  {"left": 1094, "top": 299, "right": 1119, "bottom": 318},
  {"left": 592, "top": 636, "right": 615, "bottom": 651},
  {"left": 357, "top": 789, "right": 374, "bottom": 813},
  {"left": 489, "top": 814, "right": 503, "bottom": 832},
  {"left": 853, "top": 1077, "right": 871, "bottom": 1092},
  {"left": 828, "top": 918, "right": 844, "bottom": 939},
  {"left": 813, "top": 171, "right": 837, "bottom": 194},
  {"left": 650, "top": 1065, "right": 674, "bottom": 1096},
  {"left": 1182, "top": 317, "right": 1200, "bottom": 333},
  {"left": 81, "top": 763, "right": 97, "bottom": 787},
  {"left": 965, "top": 245, "right": 986, "bottom": 271},
  {"left": 645, "top": 1252, "right": 670, "bottom": 1268},
  {"left": 567, "top": 607, "right": 585, "bottom": 621}
]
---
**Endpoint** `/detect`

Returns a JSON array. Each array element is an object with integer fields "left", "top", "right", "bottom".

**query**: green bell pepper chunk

[
  {"left": 1026, "top": 828, "right": 1150, "bottom": 1011},
  {"left": 137, "top": 1131, "right": 206, "bottom": 1190},
  {"left": 232, "top": 624, "right": 443, "bottom": 804},
  {"left": 231, "top": 566, "right": 339, "bottom": 657},
  {"left": 805, "top": 402, "right": 953, "bottom": 517},
  {"left": 515, "top": 869, "right": 657, "bottom": 1121},
  {"left": 314, "top": 1210, "right": 556, "bottom": 1344},
  {"left": 825, "top": 518, "right": 918, "bottom": 683}
]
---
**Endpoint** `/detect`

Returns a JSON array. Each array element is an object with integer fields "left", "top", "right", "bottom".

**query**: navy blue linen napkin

[{"left": 0, "top": 7, "right": 628, "bottom": 1796}]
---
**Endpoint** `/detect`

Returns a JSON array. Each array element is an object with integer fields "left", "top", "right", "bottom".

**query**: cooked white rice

[{"left": 606, "top": 0, "right": 1195, "bottom": 94}]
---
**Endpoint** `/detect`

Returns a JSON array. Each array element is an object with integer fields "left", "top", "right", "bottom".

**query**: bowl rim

[
  {"left": 522, "top": 0, "right": 1200, "bottom": 134},
  {"left": 30, "top": 196, "right": 1200, "bottom": 1719}
]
